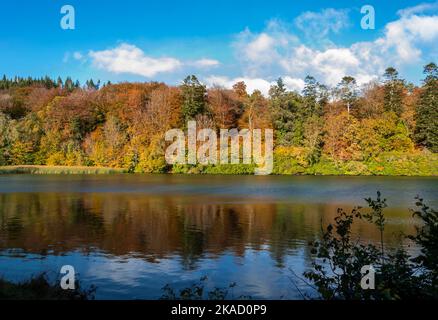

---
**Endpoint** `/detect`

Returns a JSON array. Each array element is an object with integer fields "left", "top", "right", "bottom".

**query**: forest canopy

[{"left": 0, "top": 64, "right": 437, "bottom": 175}]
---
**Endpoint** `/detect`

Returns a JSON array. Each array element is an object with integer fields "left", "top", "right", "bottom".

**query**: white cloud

[
  {"left": 205, "top": 75, "right": 304, "bottom": 96},
  {"left": 73, "top": 51, "right": 83, "bottom": 60},
  {"left": 233, "top": 31, "right": 277, "bottom": 76},
  {"left": 294, "top": 8, "right": 350, "bottom": 40},
  {"left": 89, "top": 43, "right": 182, "bottom": 77},
  {"left": 397, "top": 1, "right": 438, "bottom": 17},
  {"left": 205, "top": 76, "right": 270, "bottom": 95},
  {"left": 231, "top": 7, "right": 438, "bottom": 87},
  {"left": 192, "top": 58, "right": 220, "bottom": 68},
  {"left": 233, "top": 21, "right": 298, "bottom": 76},
  {"left": 234, "top": 21, "right": 378, "bottom": 86},
  {"left": 87, "top": 44, "right": 221, "bottom": 76},
  {"left": 63, "top": 51, "right": 86, "bottom": 63},
  {"left": 245, "top": 33, "right": 276, "bottom": 62},
  {"left": 80, "top": 4, "right": 437, "bottom": 88},
  {"left": 376, "top": 14, "right": 438, "bottom": 63},
  {"left": 282, "top": 76, "right": 305, "bottom": 92}
]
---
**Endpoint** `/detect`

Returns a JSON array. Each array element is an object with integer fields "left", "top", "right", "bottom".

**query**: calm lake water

[{"left": 0, "top": 174, "right": 437, "bottom": 299}]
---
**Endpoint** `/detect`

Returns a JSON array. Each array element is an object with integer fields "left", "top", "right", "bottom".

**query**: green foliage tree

[
  {"left": 64, "top": 77, "right": 75, "bottom": 92},
  {"left": 337, "top": 76, "right": 358, "bottom": 115},
  {"left": 383, "top": 67, "right": 405, "bottom": 116},
  {"left": 270, "top": 78, "right": 304, "bottom": 146},
  {"left": 0, "top": 75, "right": 57, "bottom": 90},
  {"left": 181, "top": 75, "right": 207, "bottom": 123},
  {"left": 414, "top": 63, "right": 438, "bottom": 152},
  {"left": 85, "top": 79, "right": 99, "bottom": 91},
  {"left": 302, "top": 75, "right": 324, "bottom": 117},
  {"left": 357, "top": 112, "right": 414, "bottom": 160},
  {"left": 303, "top": 114, "right": 324, "bottom": 165}
]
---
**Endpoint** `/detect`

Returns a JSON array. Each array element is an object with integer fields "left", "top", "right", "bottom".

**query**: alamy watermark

[
  {"left": 60, "top": 5, "right": 75, "bottom": 30},
  {"left": 360, "top": 265, "right": 375, "bottom": 290},
  {"left": 60, "top": 265, "right": 76, "bottom": 290},
  {"left": 361, "top": 5, "right": 375, "bottom": 30},
  {"left": 58, "top": 5, "right": 375, "bottom": 31},
  {"left": 165, "top": 121, "right": 274, "bottom": 175}
]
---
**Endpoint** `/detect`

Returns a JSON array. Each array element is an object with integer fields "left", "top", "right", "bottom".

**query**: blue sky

[{"left": 0, "top": 0, "right": 437, "bottom": 94}]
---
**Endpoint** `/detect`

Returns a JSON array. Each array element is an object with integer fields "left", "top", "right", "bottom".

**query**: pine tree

[
  {"left": 303, "top": 75, "right": 324, "bottom": 116},
  {"left": 57, "top": 77, "right": 64, "bottom": 88},
  {"left": 269, "top": 78, "right": 303, "bottom": 146},
  {"left": 383, "top": 67, "right": 405, "bottom": 116},
  {"left": 181, "top": 75, "right": 207, "bottom": 123},
  {"left": 86, "top": 79, "right": 97, "bottom": 90},
  {"left": 337, "top": 76, "right": 358, "bottom": 114},
  {"left": 64, "top": 77, "right": 74, "bottom": 91},
  {"left": 415, "top": 63, "right": 438, "bottom": 152},
  {"left": 0, "top": 75, "right": 7, "bottom": 89}
]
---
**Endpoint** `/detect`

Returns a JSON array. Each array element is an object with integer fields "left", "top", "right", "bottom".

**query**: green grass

[
  {"left": 273, "top": 152, "right": 438, "bottom": 176},
  {"left": 0, "top": 165, "right": 127, "bottom": 175}
]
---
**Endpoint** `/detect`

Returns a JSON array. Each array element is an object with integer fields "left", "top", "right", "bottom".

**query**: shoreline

[
  {"left": 0, "top": 165, "right": 436, "bottom": 177},
  {"left": 0, "top": 165, "right": 127, "bottom": 175}
]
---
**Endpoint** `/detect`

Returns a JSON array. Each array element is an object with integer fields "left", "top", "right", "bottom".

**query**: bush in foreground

[
  {"left": 0, "top": 273, "right": 96, "bottom": 300},
  {"left": 303, "top": 192, "right": 437, "bottom": 300}
]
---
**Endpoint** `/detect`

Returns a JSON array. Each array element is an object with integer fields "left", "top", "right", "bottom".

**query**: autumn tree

[
  {"left": 208, "top": 87, "right": 243, "bottom": 129},
  {"left": 401, "top": 85, "right": 420, "bottom": 136},
  {"left": 0, "top": 113, "right": 11, "bottom": 165},
  {"left": 232, "top": 81, "right": 248, "bottom": 99},
  {"left": 141, "top": 86, "right": 182, "bottom": 135},
  {"left": 0, "top": 67, "right": 436, "bottom": 173},
  {"left": 0, "top": 87, "right": 33, "bottom": 119},
  {"left": 323, "top": 111, "right": 360, "bottom": 162},
  {"left": 239, "top": 89, "right": 271, "bottom": 131},
  {"left": 357, "top": 112, "right": 414, "bottom": 160},
  {"left": 356, "top": 82, "right": 384, "bottom": 119}
]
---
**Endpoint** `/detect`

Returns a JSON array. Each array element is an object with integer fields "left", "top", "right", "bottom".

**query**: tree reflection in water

[{"left": 0, "top": 192, "right": 414, "bottom": 268}]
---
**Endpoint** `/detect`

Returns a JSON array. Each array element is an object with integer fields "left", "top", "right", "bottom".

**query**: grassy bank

[
  {"left": 1, "top": 150, "right": 437, "bottom": 176},
  {"left": 168, "top": 151, "right": 438, "bottom": 176},
  {"left": 0, "top": 165, "right": 127, "bottom": 175},
  {"left": 273, "top": 151, "right": 438, "bottom": 176}
]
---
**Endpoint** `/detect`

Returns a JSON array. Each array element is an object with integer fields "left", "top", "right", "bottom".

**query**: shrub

[
  {"left": 160, "top": 276, "right": 249, "bottom": 300},
  {"left": 0, "top": 273, "right": 96, "bottom": 300},
  {"left": 302, "top": 192, "right": 438, "bottom": 300}
]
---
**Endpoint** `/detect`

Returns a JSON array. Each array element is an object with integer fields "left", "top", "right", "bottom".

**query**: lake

[{"left": 0, "top": 174, "right": 437, "bottom": 299}]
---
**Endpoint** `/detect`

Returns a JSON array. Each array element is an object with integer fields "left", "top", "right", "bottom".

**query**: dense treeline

[{"left": 0, "top": 64, "right": 437, "bottom": 175}]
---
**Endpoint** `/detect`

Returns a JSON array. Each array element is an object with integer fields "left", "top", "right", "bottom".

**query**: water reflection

[
  {"left": 1, "top": 193, "right": 417, "bottom": 265},
  {"left": 0, "top": 175, "right": 435, "bottom": 299}
]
